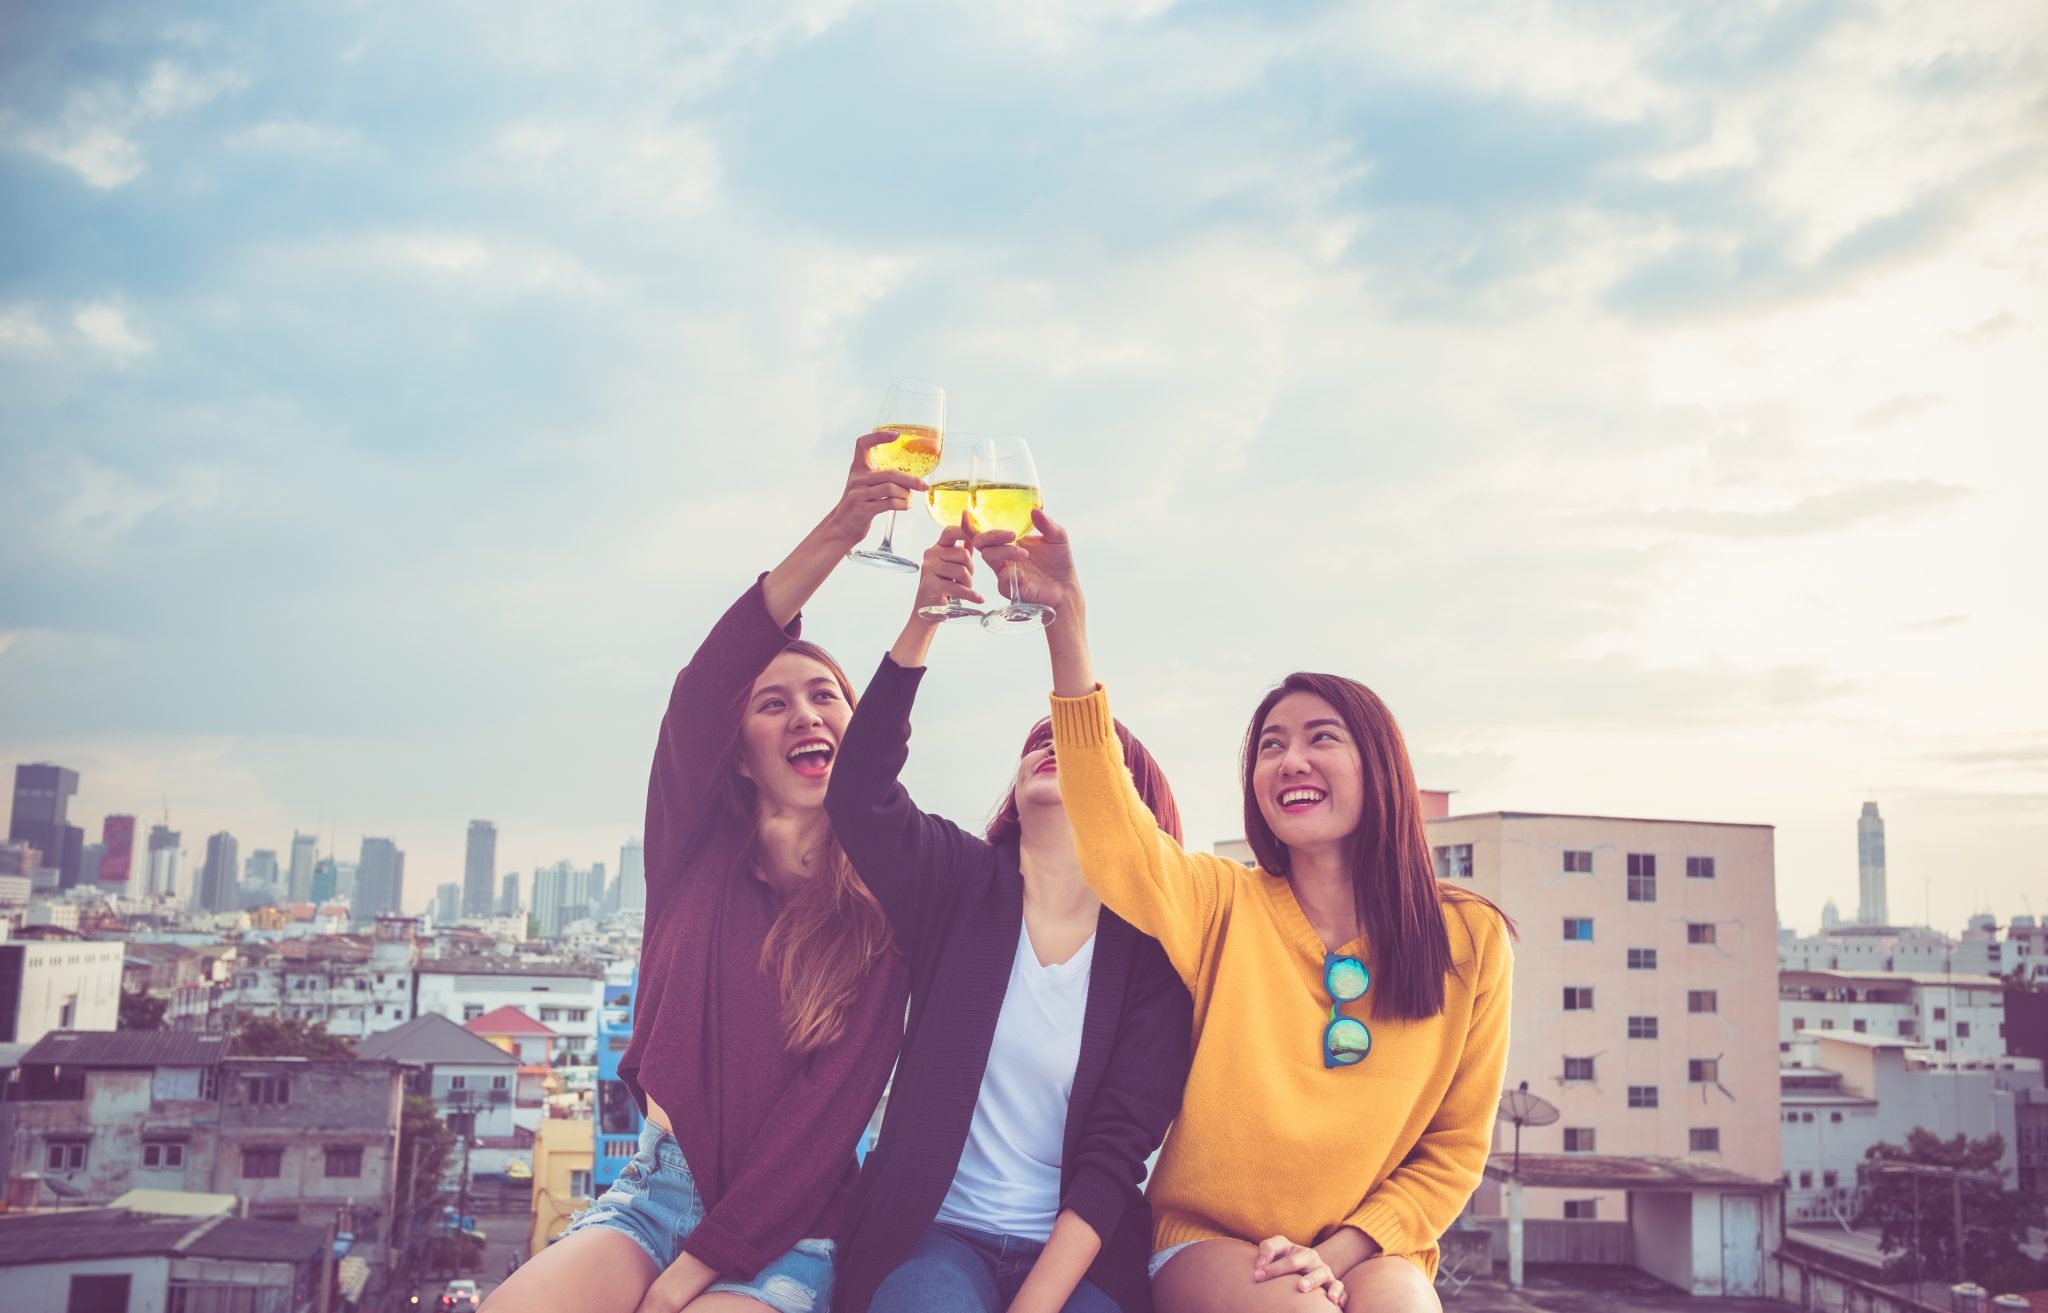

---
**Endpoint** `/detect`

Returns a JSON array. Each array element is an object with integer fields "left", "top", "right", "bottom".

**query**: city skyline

[{"left": 2, "top": 1, "right": 2043, "bottom": 924}]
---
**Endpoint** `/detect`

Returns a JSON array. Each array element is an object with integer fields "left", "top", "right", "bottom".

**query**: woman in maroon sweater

[
  {"left": 488, "top": 434, "right": 917, "bottom": 1313},
  {"left": 825, "top": 525, "right": 1193, "bottom": 1313}
]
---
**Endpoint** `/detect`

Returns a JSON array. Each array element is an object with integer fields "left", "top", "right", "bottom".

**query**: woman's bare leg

[
  {"left": 1153, "top": 1238, "right": 1349, "bottom": 1313},
  {"left": 481, "top": 1226, "right": 658, "bottom": 1313},
  {"left": 1336, "top": 1255, "right": 1440, "bottom": 1313}
]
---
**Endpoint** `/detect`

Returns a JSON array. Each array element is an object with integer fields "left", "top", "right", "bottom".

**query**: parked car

[
  {"left": 439, "top": 1279, "right": 480, "bottom": 1308},
  {"left": 503, "top": 1157, "right": 532, "bottom": 1182}
]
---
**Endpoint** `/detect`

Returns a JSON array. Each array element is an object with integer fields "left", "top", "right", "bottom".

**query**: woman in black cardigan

[{"left": 825, "top": 524, "right": 1193, "bottom": 1313}]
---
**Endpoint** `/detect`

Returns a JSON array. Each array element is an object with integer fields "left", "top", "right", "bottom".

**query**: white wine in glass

[
  {"left": 849, "top": 379, "right": 944, "bottom": 572},
  {"left": 971, "top": 438, "right": 1053, "bottom": 631},
  {"left": 917, "top": 441, "right": 984, "bottom": 623}
]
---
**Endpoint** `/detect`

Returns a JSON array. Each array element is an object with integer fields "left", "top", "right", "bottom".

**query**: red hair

[
  {"left": 712, "top": 639, "right": 896, "bottom": 1053},
  {"left": 1240, "top": 672, "right": 1511, "bottom": 1021},
  {"left": 986, "top": 717, "right": 1182, "bottom": 847}
]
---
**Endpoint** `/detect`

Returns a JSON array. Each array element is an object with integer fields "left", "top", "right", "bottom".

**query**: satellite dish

[{"left": 1496, "top": 1080, "right": 1560, "bottom": 1175}]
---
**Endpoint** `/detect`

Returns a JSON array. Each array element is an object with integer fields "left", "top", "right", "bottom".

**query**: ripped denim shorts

[{"left": 562, "top": 1120, "right": 837, "bottom": 1313}]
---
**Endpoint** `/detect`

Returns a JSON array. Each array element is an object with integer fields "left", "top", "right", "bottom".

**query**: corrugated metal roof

[
  {"left": 183, "top": 1216, "right": 328, "bottom": 1262},
  {"left": 355, "top": 1012, "right": 519, "bottom": 1065},
  {"left": 21, "top": 1030, "right": 233, "bottom": 1067},
  {"left": 0, "top": 1210, "right": 205, "bottom": 1264}
]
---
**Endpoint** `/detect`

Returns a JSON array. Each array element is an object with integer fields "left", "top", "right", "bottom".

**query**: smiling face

[
  {"left": 1251, "top": 690, "right": 1367, "bottom": 857},
  {"left": 1013, "top": 722, "right": 1062, "bottom": 812},
  {"left": 736, "top": 649, "right": 853, "bottom": 812}
]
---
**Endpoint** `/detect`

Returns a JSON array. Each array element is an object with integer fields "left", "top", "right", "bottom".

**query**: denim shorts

[{"left": 562, "top": 1121, "right": 836, "bottom": 1313}]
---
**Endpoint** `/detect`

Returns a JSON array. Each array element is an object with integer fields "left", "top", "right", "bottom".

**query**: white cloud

[
  {"left": 0, "top": 305, "right": 55, "bottom": 351},
  {"left": 71, "top": 303, "right": 155, "bottom": 364},
  {"left": 0, "top": 59, "right": 244, "bottom": 188},
  {"left": 225, "top": 118, "right": 361, "bottom": 152}
]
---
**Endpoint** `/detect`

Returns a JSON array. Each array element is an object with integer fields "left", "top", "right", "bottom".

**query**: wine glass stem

[
  {"left": 877, "top": 511, "right": 899, "bottom": 554},
  {"left": 1007, "top": 562, "right": 1023, "bottom": 609}
]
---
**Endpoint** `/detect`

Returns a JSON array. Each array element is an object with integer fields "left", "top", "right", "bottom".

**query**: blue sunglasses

[{"left": 1323, "top": 952, "right": 1372, "bottom": 1069}]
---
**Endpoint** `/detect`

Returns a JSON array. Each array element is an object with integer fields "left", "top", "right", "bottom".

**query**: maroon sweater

[{"left": 620, "top": 579, "right": 909, "bottom": 1278}]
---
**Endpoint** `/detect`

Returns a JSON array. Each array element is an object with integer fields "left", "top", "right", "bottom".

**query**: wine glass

[
  {"left": 971, "top": 438, "right": 1053, "bottom": 631},
  {"left": 848, "top": 378, "right": 945, "bottom": 572},
  {"left": 917, "top": 440, "right": 985, "bottom": 623}
]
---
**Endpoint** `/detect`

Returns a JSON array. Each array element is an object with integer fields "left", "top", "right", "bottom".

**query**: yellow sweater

[{"left": 1049, "top": 686, "right": 1513, "bottom": 1278}]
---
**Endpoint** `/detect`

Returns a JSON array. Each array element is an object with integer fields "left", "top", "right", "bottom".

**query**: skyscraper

[
  {"left": 245, "top": 849, "right": 280, "bottom": 892},
  {"left": 147, "top": 825, "right": 183, "bottom": 900},
  {"left": 287, "top": 833, "right": 318, "bottom": 903},
  {"left": 617, "top": 838, "right": 646, "bottom": 918},
  {"left": 463, "top": 821, "right": 497, "bottom": 918},
  {"left": 531, "top": 863, "right": 571, "bottom": 941},
  {"left": 498, "top": 872, "right": 520, "bottom": 918},
  {"left": 352, "top": 838, "right": 405, "bottom": 922},
  {"left": 311, "top": 858, "right": 338, "bottom": 905},
  {"left": 99, "top": 815, "right": 136, "bottom": 894},
  {"left": 200, "top": 832, "right": 240, "bottom": 913},
  {"left": 588, "top": 861, "right": 607, "bottom": 916},
  {"left": 10, "top": 764, "right": 82, "bottom": 887},
  {"left": 434, "top": 883, "right": 462, "bottom": 924},
  {"left": 1857, "top": 801, "right": 1888, "bottom": 926}
]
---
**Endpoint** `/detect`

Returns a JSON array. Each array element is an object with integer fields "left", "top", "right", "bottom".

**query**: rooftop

[
  {"left": 1433, "top": 810, "right": 1773, "bottom": 832},
  {"left": 1443, "top": 1264, "right": 1787, "bottom": 1312},
  {"left": 465, "top": 1004, "right": 556, "bottom": 1036},
  {"left": 356, "top": 1012, "right": 519, "bottom": 1066},
  {"left": 1782, "top": 967, "right": 2006, "bottom": 988},
  {"left": 418, "top": 955, "right": 602, "bottom": 979},
  {"left": 22, "top": 1029, "right": 233, "bottom": 1068},
  {"left": 0, "top": 1210, "right": 325, "bottom": 1267},
  {"left": 1484, "top": 1153, "right": 1778, "bottom": 1192}
]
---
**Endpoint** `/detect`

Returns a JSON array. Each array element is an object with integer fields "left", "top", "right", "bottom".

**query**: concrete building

[
  {"left": 2009, "top": 914, "right": 2048, "bottom": 985},
  {"left": 351, "top": 837, "right": 404, "bottom": 923},
  {"left": 616, "top": 838, "right": 645, "bottom": 918},
  {"left": 224, "top": 917, "right": 418, "bottom": 1039},
  {"left": 216, "top": 1054, "right": 406, "bottom": 1249},
  {"left": 243, "top": 848, "right": 279, "bottom": 898},
  {"left": 1779, "top": 1030, "right": 2043, "bottom": 1223},
  {"left": 146, "top": 825, "right": 184, "bottom": 902},
  {"left": 0, "top": 1208, "right": 329, "bottom": 1313},
  {"left": 414, "top": 958, "right": 602, "bottom": 1062},
  {"left": 10, "top": 763, "right": 83, "bottom": 888},
  {"left": 98, "top": 815, "right": 136, "bottom": 896},
  {"left": 1415, "top": 809, "right": 1782, "bottom": 1220},
  {"left": 198, "top": 832, "right": 239, "bottom": 914},
  {"left": 1855, "top": 802, "right": 1887, "bottom": 927},
  {"left": 464, "top": 820, "right": 497, "bottom": 919},
  {"left": 527, "top": 1117, "right": 594, "bottom": 1257},
  {"left": 1780, "top": 922, "right": 2003, "bottom": 978},
  {"left": 356, "top": 1011, "right": 521, "bottom": 1141},
  {"left": 286, "top": 832, "right": 318, "bottom": 904},
  {"left": 499, "top": 872, "right": 521, "bottom": 919},
  {"left": 434, "top": 882, "right": 462, "bottom": 926},
  {"left": 530, "top": 863, "right": 572, "bottom": 942},
  {"left": 464, "top": 1005, "right": 558, "bottom": 1131},
  {"left": 1778, "top": 967, "right": 2006, "bottom": 1061},
  {"left": 0, "top": 937, "right": 124, "bottom": 1044}
]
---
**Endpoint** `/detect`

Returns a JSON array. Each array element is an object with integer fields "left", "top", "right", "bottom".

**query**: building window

[
  {"left": 1792, "top": 1016, "right": 1806, "bottom": 1031},
  {"left": 1690, "top": 1128, "right": 1720, "bottom": 1153},
  {"left": 1957, "top": 1021, "right": 1971, "bottom": 1038},
  {"left": 1933, "top": 1007, "right": 1946, "bottom": 1020},
  {"left": 242, "top": 1147, "right": 284, "bottom": 1179},
  {"left": 451, "top": 1075, "right": 467, "bottom": 1089},
  {"left": 1563, "top": 918, "right": 1594, "bottom": 942},
  {"left": 1563, "top": 1200, "right": 1599, "bottom": 1219},
  {"left": 1563, "top": 1057, "right": 1595, "bottom": 1082},
  {"left": 244, "top": 1075, "right": 291, "bottom": 1105},
  {"left": 143, "top": 1141, "right": 186, "bottom": 1169},
  {"left": 1562, "top": 987, "right": 1593, "bottom": 1011},
  {"left": 464, "top": 1004, "right": 485, "bottom": 1021},
  {"left": 1628, "top": 1015, "right": 1659, "bottom": 1040},
  {"left": 1799, "top": 1170, "right": 1813, "bottom": 1189},
  {"left": 1801, "top": 1112, "right": 1814, "bottom": 1123},
  {"left": 1687, "top": 923, "right": 1717, "bottom": 945},
  {"left": 1688, "top": 990, "right": 1718, "bottom": 1013},
  {"left": 608, "top": 1035, "right": 631, "bottom": 1053},
  {"left": 46, "top": 1140, "right": 88, "bottom": 1171},
  {"left": 569, "top": 1169, "right": 592, "bottom": 1200},
  {"left": 1562, "top": 849, "right": 1592, "bottom": 874},
  {"left": 1433, "top": 844, "right": 1474, "bottom": 879},
  {"left": 1784, "top": 1111, "right": 1798, "bottom": 1123},
  {"left": 492, "top": 1075, "right": 509, "bottom": 1090},
  {"left": 1627, "top": 948, "right": 1657, "bottom": 970},
  {"left": 1852, "top": 1019, "right": 1867, "bottom": 1033},
  {"left": 1689, "top": 1058, "right": 1720, "bottom": 1083},
  {"left": 1626, "top": 853, "right": 1657, "bottom": 902},
  {"left": 1823, "top": 1170, "right": 1839, "bottom": 1188},
  {"left": 1687, "top": 856, "right": 1716, "bottom": 879},
  {"left": 1830, "top": 1111, "right": 1843, "bottom": 1123},
  {"left": 1628, "top": 1085, "right": 1659, "bottom": 1109},
  {"left": 1563, "top": 1128, "right": 1595, "bottom": 1153},
  {"left": 325, "top": 1147, "right": 364, "bottom": 1178},
  {"left": 539, "top": 1007, "right": 563, "bottom": 1022},
  {"left": 566, "top": 1009, "right": 589, "bottom": 1023},
  {"left": 1934, "top": 1039, "right": 1948, "bottom": 1052},
  {"left": 1821, "top": 1019, "right": 1835, "bottom": 1031}
]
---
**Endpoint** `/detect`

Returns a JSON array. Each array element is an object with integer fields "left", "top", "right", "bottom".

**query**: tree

[
  {"left": 1857, "top": 1128, "right": 2046, "bottom": 1288},
  {"left": 389, "top": 1094, "right": 458, "bottom": 1292},
  {"left": 118, "top": 990, "right": 167, "bottom": 1030},
  {"left": 231, "top": 1014, "right": 355, "bottom": 1058}
]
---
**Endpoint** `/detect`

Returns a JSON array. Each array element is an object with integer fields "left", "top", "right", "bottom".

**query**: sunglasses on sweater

[{"left": 1323, "top": 953, "right": 1372, "bottom": 1069}]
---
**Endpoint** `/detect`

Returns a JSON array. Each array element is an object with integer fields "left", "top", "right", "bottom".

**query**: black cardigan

[{"left": 825, "top": 656, "right": 1194, "bottom": 1313}]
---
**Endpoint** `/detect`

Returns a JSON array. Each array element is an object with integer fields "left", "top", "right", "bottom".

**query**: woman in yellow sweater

[{"left": 973, "top": 513, "right": 1513, "bottom": 1313}]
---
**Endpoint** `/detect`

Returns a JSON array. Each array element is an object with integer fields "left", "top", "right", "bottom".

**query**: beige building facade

[{"left": 1422, "top": 810, "right": 1782, "bottom": 1220}]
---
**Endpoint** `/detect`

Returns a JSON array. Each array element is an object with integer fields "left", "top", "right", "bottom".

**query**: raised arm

[
  {"left": 977, "top": 513, "right": 1236, "bottom": 983},
  {"left": 643, "top": 433, "right": 924, "bottom": 900}
]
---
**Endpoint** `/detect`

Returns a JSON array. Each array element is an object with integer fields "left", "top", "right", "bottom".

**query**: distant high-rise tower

[
  {"left": 10, "top": 764, "right": 83, "bottom": 887},
  {"left": 352, "top": 837, "right": 405, "bottom": 922},
  {"left": 463, "top": 821, "right": 497, "bottom": 918},
  {"left": 200, "top": 832, "right": 240, "bottom": 913},
  {"left": 1857, "top": 801, "right": 1888, "bottom": 926},
  {"left": 617, "top": 838, "right": 646, "bottom": 917},
  {"left": 1821, "top": 898, "right": 1841, "bottom": 930},
  {"left": 245, "top": 849, "right": 280, "bottom": 893},
  {"left": 99, "top": 815, "right": 137, "bottom": 894},
  {"left": 310, "top": 857, "right": 337, "bottom": 905},
  {"left": 588, "top": 861, "right": 607, "bottom": 916},
  {"left": 147, "top": 825, "right": 183, "bottom": 900},
  {"left": 287, "top": 832, "right": 318, "bottom": 903},
  {"left": 434, "top": 882, "right": 462, "bottom": 925},
  {"left": 499, "top": 872, "right": 520, "bottom": 918}
]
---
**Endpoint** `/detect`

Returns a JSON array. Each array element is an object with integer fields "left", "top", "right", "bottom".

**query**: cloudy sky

[{"left": 3, "top": 0, "right": 2043, "bottom": 929}]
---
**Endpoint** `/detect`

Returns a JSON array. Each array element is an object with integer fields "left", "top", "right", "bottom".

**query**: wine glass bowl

[
  {"left": 970, "top": 437, "right": 1053, "bottom": 632},
  {"left": 849, "top": 379, "right": 944, "bottom": 572}
]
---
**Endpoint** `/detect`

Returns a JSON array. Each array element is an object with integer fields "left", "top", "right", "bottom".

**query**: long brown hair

[
  {"left": 1239, "top": 672, "right": 1510, "bottom": 1021},
  {"left": 985, "top": 716, "right": 1183, "bottom": 847},
  {"left": 713, "top": 639, "right": 895, "bottom": 1054}
]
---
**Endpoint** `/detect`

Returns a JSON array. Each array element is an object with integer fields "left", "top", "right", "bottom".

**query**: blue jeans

[{"left": 870, "top": 1221, "right": 1121, "bottom": 1313}]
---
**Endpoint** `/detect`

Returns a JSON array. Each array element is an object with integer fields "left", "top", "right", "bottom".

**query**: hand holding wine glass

[
  {"left": 969, "top": 437, "right": 1056, "bottom": 631},
  {"left": 826, "top": 431, "right": 930, "bottom": 543},
  {"left": 849, "top": 378, "right": 946, "bottom": 572},
  {"left": 972, "top": 505, "right": 1078, "bottom": 615},
  {"left": 914, "top": 521, "right": 985, "bottom": 620}
]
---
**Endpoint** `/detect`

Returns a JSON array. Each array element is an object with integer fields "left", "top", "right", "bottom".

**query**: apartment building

[
  {"left": 225, "top": 916, "right": 418, "bottom": 1039},
  {"left": 413, "top": 957, "right": 603, "bottom": 1061},
  {"left": 1778, "top": 968, "right": 2006, "bottom": 1062}
]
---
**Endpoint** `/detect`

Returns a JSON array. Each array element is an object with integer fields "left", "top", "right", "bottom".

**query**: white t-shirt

[{"left": 933, "top": 919, "right": 1096, "bottom": 1241}]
